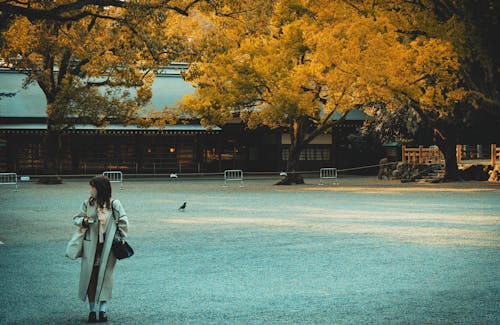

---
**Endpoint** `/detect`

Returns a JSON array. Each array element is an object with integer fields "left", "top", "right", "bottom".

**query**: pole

[{"left": 492, "top": 144, "right": 497, "bottom": 166}]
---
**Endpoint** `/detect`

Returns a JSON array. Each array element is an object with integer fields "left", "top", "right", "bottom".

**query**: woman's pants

[{"left": 87, "top": 242, "right": 104, "bottom": 302}]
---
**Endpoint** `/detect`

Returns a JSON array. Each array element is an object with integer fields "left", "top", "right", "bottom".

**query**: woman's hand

[{"left": 83, "top": 216, "right": 93, "bottom": 227}]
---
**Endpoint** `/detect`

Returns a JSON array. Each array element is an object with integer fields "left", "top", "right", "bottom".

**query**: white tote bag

[{"left": 65, "top": 227, "right": 87, "bottom": 260}]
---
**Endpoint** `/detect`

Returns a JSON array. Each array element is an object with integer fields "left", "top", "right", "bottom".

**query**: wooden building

[{"left": 0, "top": 66, "right": 378, "bottom": 175}]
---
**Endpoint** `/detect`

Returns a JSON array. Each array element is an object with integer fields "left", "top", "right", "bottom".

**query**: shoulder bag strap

[{"left": 110, "top": 199, "right": 123, "bottom": 240}]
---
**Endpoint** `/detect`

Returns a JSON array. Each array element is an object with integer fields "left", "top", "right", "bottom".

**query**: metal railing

[
  {"left": 319, "top": 168, "right": 338, "bottom": 185},
  {"left": 0, "top": 173, "right": 18, "bottom": 191},
  {"left": 224, "top": 169, "right": 244, "bottom": 187},
  {"left": 103, "top": 171, "right": 123, "bottom": 189}
]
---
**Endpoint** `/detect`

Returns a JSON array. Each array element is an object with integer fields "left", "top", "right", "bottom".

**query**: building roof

[
  {"left": 0, "top": 71, "right": 46, "bottom": 117},
  {"left": 331, "top": 109, "right": 367, "bottom": 121},
  {"left": 1, "top": 67, "right": 367, "bottom": 123},
  {"left": 0, "top": 68, "right": 194, "bottom": 118}
]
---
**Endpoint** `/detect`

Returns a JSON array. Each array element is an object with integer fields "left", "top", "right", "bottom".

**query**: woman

[{"left": 72, "top": 175, "right": 129, "bottom": 323}]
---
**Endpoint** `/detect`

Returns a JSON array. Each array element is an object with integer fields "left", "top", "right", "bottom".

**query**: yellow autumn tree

[
  {"left": 177, "top": 0, "right": 499, "bottom": 182},
  {"left": 177, "top": 0, "right": 400, "bottom": 184},
  {"left": 0, "top": 1, "right": 205, "bottom": 182},
  {"left": 354, "top": 0, "right": 500, "bottom": 180}
]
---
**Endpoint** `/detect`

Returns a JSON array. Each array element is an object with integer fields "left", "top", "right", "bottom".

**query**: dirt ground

[{"left": 0, "top": 176, "right": 499, "bottom": 324}]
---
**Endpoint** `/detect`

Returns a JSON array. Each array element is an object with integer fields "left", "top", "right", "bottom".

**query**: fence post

[
  {"left": 497, "top": 145, "right": 500, "bottom": 166},
  {"left": 402, "top": 145, "right": 406, "bottom": 163},
  {"left": 492, "top": 144, "right": 497, "bottom": 166},
  {"left": 418, "top": 145, "right": 423, "bottom": 164},
  {"left": 456, "top": 144, "right": 462, "bottom": 163}
]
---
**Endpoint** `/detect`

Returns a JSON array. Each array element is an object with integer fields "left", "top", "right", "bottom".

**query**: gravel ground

[{"left": 0, "top": 176, "right": 499, "bottom": 324}]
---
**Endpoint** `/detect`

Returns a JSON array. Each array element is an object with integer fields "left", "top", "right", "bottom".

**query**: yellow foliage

[
  {"left": 177, "top": 0, "right": 394, "bottom": 132},
  {"left": 0, "top": 2, "right": 201, "bottom": 128},
  {"left": 171, "top": 0, "right": 498, "bottom": 167}
]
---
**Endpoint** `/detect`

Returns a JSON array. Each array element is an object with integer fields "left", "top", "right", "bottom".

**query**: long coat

[{"left": 72, "top": 198, "right": 129, "bottom": 302}]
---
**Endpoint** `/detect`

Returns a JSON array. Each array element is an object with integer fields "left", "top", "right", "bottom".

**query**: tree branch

[
  {"left": 0, "top": 0, "right": 204, "bottom": 21},
  {"left": 395, "top": 29, "right": 427, "bottom": 36},
  {"left": 304, "top": 109, "right": 349, "bottom": 145},
  {"left": 57, "top": 49, "right": 72, "bottom": 86}
]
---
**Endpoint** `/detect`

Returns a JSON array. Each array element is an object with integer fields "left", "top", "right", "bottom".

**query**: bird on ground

[{"left": 178, "top": 202, "right": 187, "bottom": 211}]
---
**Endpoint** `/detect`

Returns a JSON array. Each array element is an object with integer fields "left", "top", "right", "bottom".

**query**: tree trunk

[
  {"left": 276, "top": 119, "right": 308, "bottom": 185},
  {"left": 440, "top": 140, "right": 460, "bottom": 181},
  {"left": 276, "top": 144, "right": 305, "bottom": 185},
  {"left": 435, "top": 128, "right": 460, "bottom": 181},
  {"left": 38, "top": 121, "right": 63, "bottom": 184},
  {"left": 36, "top": 68, "right": 64, "bottom": 184}
]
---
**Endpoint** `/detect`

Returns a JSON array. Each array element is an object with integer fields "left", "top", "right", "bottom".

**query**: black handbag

[
  {"left": 111, "top": 201, "right": 134, "bottom": 260},
  {"left": 112, "top": 238, "right": 134, "bottom": 260}
]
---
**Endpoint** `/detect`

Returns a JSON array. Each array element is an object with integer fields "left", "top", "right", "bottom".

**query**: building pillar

[
  {"left": 70, "top": 134, "right": 81, "bottom": 174},
  {"left": 332, "top": 125, "right": 340, "bottom": 168},
  {"left": 195, "top": 134, "right": 201, "bottom": 173},
  {"left": 135, "top": 134, "right": 144, "bottom": 174},
  {"left": 331, "top": 125, "right": 336, "bottom": 168},
  {"left": 6, "top": 133, "right": 17, "bottom": 172},
  {"left": 276, "top": 130, "right": 283, "bottom": 171},
  {"left": 217, "top": 133, "right": 222, "bottom": 172}
]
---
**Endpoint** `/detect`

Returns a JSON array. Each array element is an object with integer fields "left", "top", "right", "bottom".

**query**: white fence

[
  {"left": 103, "top": 171, "right": 123, "bottom": 189},
  {"left": 319, "top": 168, "right": 338, "bottom": 185},
  {"left": 224, "top": 169, "right": 244, "bottom": 187},
  {"left": 0, "top": 173, "right": 18, "bottom": 191}
]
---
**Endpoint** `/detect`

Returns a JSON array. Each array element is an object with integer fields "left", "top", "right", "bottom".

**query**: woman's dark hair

[{"left": 89, "top": 175, "right": 112, "bottom": 209}]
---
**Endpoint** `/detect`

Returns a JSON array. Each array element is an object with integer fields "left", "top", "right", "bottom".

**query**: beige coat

[{"left": 72, "top": 198, "right": 129, "bottom": 302}]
